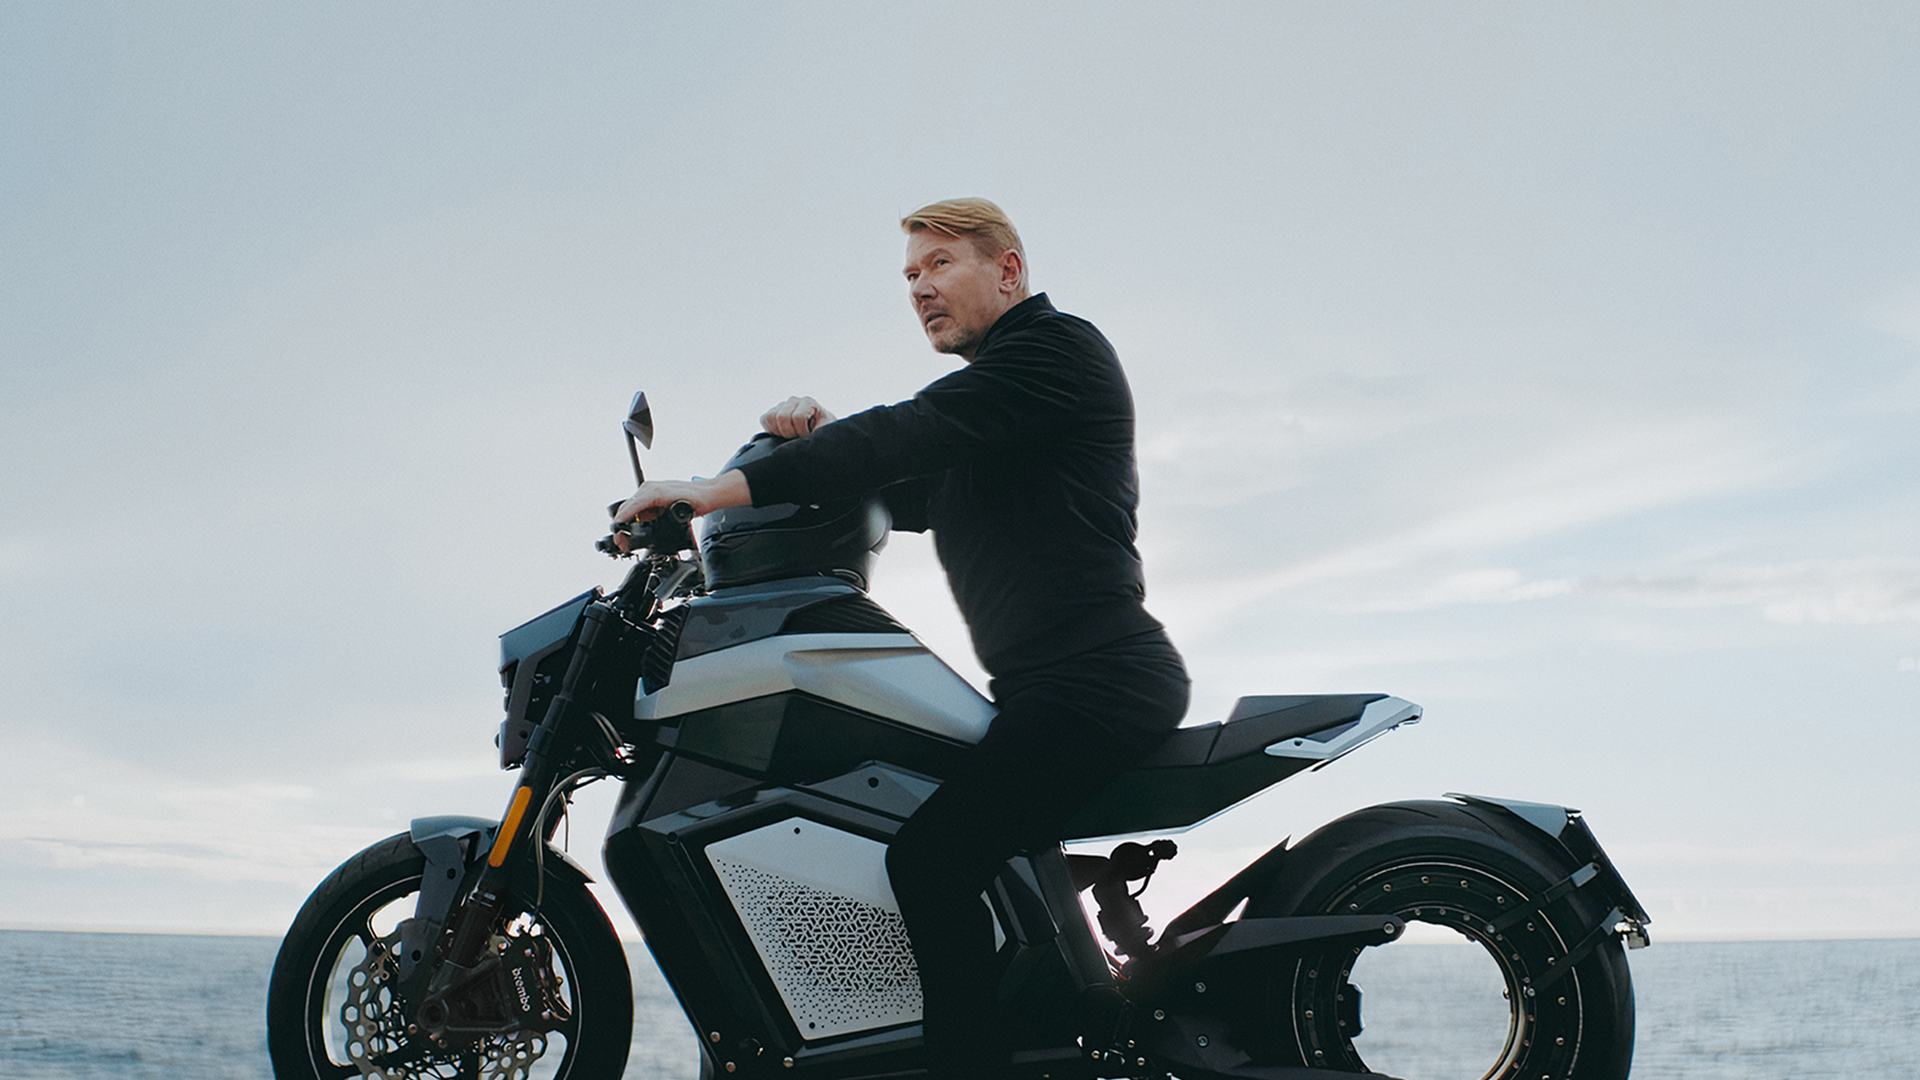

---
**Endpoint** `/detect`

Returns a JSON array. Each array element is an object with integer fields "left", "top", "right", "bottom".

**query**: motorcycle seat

[
  {"left": 1133, "top": 693, "right": 1388, "bottom": 769},
  {"left": 1060, "top": 693, "right": 1396, "bottom": 838}
]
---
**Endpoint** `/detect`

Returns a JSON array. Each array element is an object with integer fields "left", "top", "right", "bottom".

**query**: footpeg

[{"left": 1071, "top": 840, "right": 1178, "bottom": 959}]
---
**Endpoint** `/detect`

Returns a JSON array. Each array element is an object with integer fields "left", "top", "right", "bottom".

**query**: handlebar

[
  {"left": 596, "top": 499, "right": 697, "bottom": 557},
  {"left": 651, "top": 500, "right": 697, "bottom": 526}
]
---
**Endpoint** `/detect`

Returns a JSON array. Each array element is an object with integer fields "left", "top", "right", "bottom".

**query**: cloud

[
  {"left": 1151, "top": 406, "right": 1804, "bottom": 627},
  {"left": 1583, "top": 559, "right": 1920, "bottom": 624},
  {"left": 348, "top": 755, "right": 506, "bottom": 785},
  {"left": 1358, "top": 568, "right": 1577, "bottom": 610},
  {"left": 0, "top": 537, "right": 50, "bottom": 585},
  {"left": 1866, "top": 276, "right": 1920, "bottom": 346},
  {"left": 1, "top": 738, "right": 398, "bottom": 887},
  {"left": 1856, "top": 277, "right": 1920, "bottom": 413},
  {"left": 1311, "top": 559, "right": 1920, "bottom": 626},
  {"left": 1613, "top": 836, "right": 1920, "bottom": 867},
  {"left": 2, "top": 783, "right": 358, "bottom": 885}
]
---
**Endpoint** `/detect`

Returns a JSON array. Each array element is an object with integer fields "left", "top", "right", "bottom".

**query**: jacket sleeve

[
  {"left": 735, "top": 320, "right": 1097, "bottom": 507},
  {"left": 879, "top": 477, "right": 933, "bottom": 533}
]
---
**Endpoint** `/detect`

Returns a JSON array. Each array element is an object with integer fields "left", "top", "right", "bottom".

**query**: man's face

[{"left": 903, "top": 230, "right": 1019, "bottom": 360}]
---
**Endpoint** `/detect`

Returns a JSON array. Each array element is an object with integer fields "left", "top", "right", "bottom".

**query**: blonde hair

[{"left": 901, "top": 198, "right": 1027, "bottom": 285}]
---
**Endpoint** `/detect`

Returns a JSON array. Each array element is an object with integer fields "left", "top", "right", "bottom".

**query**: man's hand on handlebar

[
  {"left": 760, "top": 396, "right": 836, "bottom": 439},
  {"left": 605, "top": 472, "right": 753, "bottom": 555}
]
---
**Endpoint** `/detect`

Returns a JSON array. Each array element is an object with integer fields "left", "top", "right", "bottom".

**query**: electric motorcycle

[{"left": 267, "top": 393, "right": 1651, "bottom": 1080}]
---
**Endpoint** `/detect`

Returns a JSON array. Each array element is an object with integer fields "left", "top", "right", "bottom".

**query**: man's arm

[
  {"left": 610, "top": 390, "right": 839, "bottom": 525},
  {"left": 605, "top": 393, "right": 843, "bottom": 551},
  {"left": 610, "top": 470, "right": 751, "bottom": 533},
  {"left": 737, "top": 326, "right": 1099, "bottom": 509},
  {"left": 878, "top": 477, "right": 934, "bottom": 533}
]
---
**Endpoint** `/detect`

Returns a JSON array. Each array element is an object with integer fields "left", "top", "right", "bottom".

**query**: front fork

[{"left": 410, "top": 595, "right": 637, "bottom": 1044}]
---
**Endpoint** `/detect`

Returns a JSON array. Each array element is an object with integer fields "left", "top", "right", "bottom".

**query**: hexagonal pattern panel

[{"left": 707, "top": 820, "right": 923, "bottom": 1039}]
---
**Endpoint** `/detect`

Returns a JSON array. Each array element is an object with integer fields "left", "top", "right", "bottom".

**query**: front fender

[
  {"left": 409, "top": 814, "right": 597, "bottom": 887},
  {"left": 399, "top": 815, "right": 602, "bottom": 986},
  {"left": 406, "top": 813, "right": 597, "bottom": 944}
]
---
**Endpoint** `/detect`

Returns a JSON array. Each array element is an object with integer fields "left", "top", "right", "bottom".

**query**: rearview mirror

[
  {"left": 624, "top": 391, "right": 652, "bottom": 486},
  {"left": 624, "top": 391, "right": 654, "bottom": 449}
]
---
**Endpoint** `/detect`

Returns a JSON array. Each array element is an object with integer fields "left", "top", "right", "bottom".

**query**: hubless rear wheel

[
  {"left": 267, "top": 833, "right": 632, "bottom": 1080},
  {"left": 1241, "top": 800, "right": 1634, "bottom": 1080}
]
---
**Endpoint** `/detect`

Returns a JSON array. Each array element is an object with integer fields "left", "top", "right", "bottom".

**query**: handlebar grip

[
  {"left": 595, "top": 520, "right": 653, "bottom": 557},
  {"left": 596, "top": 502, "right": 696, "bottom": 558}
]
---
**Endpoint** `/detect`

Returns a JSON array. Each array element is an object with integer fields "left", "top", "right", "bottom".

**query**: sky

[{"left": 3, "top": 3, "right": 1917, "bottom": 944}]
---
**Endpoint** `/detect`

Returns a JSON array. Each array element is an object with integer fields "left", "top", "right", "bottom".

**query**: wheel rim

[
  {"left": 1290, "top": 860, "right": 1584, "bottom": 1080},
  {"left": 301, "top": 873, "right": 590, "bottom": 1079}
]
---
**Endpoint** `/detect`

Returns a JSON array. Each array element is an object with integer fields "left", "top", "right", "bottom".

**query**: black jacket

[{"left": 734, "top": 293, "right": 1162, "bottom": 676}]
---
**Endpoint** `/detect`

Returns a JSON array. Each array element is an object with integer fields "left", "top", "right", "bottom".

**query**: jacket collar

[{"left": 974, "top": 293, "right": 1054, "bottom": 357}]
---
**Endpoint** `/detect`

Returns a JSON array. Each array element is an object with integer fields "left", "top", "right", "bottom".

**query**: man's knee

[
  {"left": 886, "top": 827, "right": 943, "bottom": 898},
  {"left": 888, "top": 822, "right": 990, "bottom": 913}
]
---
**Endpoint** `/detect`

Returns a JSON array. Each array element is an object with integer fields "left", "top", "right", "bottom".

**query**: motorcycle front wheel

[
  {"left": 1242, "top": 800, "right": 1635, "bottom": 1080},
  {"left": 266, "top": 832, "right": 632, "bottom": 1080}
]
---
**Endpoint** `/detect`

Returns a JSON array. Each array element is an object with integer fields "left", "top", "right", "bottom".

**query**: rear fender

[{"left": 1446, "top": 792, "right": 1652, "bottom": 947}]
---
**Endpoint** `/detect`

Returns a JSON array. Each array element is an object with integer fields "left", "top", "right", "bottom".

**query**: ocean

[{"left": 2, "top": 930, "right": 1915, "bottom": 1078}]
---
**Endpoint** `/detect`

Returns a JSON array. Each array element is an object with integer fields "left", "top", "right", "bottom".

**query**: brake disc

[
  {"left": 339, "top": 930, "right": 552, "bottom": 1080},
  {"left": 341, "top": 932, "right": 411, "bottom": 1079}
]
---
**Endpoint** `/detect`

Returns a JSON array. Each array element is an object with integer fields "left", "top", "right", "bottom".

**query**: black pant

[{"left": 885, "top": 630, "right": 1190, "bottom": 1080}]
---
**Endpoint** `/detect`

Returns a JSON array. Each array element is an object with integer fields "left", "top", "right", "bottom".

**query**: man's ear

[{"left": 998, "top": 248, "right": 1025, "bottom": 296}]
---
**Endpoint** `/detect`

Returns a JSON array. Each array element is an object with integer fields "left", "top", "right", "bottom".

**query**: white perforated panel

[{"left": 706, "top": 820, "right": 924, "bottom": 1039}]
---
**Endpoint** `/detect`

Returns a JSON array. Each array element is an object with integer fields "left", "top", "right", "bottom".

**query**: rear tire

[
  {"left": 1241, "top": 800, "right": 1634, "bottom": 1080},
  {"left": 266, "top": 832, "right": 632, "bottom": 1079}
]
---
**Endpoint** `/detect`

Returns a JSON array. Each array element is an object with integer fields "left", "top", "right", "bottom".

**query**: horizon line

[{"left": 5, "top": 923, "right": 1920, "bottom": 946}]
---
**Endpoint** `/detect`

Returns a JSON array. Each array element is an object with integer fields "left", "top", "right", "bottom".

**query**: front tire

[
  {"left": 1242, "top": 800, "right": 1634, "bottom": 1080},
  {"left": 267, "top": 832, "right": 632, "bottom": 1080}
]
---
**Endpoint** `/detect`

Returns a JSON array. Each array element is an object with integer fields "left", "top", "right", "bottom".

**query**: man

[{"left": 612, "top": 198, "right": 1188, "bottom": 1079}]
